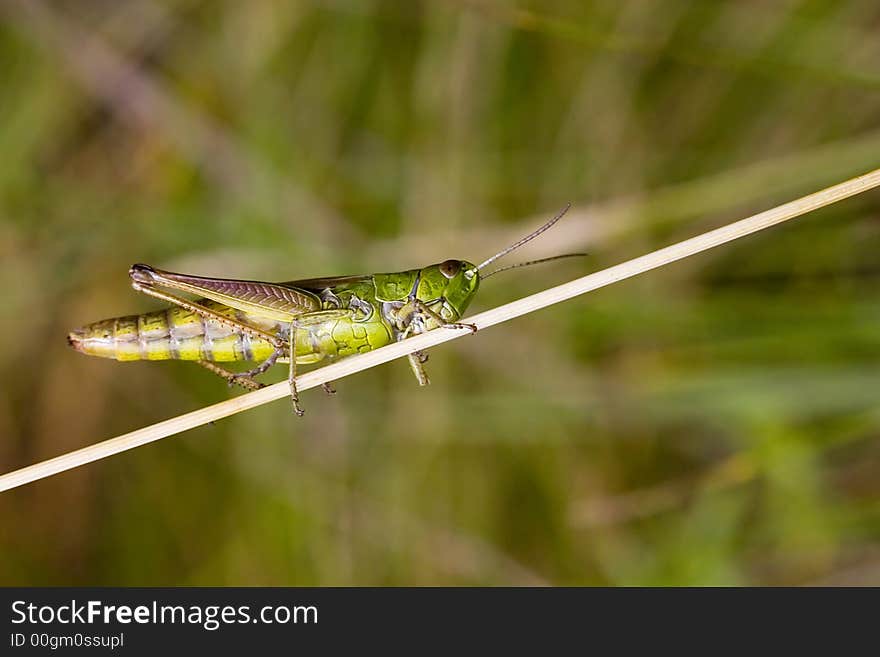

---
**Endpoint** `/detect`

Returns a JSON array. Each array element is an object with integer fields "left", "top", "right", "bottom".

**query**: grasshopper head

[
  {"left": 418, "top": 204, "right": 583, "bottom": 323},
  {"left": 418, "top": 260, "right": 480, "bottom": 320}
]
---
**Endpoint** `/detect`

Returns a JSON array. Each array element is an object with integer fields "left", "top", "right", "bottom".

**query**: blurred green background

[{"left": 1, "top": 0, "right": 879, "bottom": 585}]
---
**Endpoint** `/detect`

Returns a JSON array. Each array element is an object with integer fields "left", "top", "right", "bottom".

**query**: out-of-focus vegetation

[{"left": 1, "top": 0, "right": 879, "bottom": 585}]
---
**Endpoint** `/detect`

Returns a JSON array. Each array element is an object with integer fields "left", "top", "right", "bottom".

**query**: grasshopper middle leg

[
  {"left": 287, "top": 320, "right": 304, "bottom": 416},
  {"left": 407, "top": 350, "right": 430, "bottom": 386}
]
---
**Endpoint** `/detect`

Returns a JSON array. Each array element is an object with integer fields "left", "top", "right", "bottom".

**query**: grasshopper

[{"left": 68, "top": 205, "right": 581, "bottom": 415}]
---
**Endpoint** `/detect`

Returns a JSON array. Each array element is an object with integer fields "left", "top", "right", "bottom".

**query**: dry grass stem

[{"left": 2, "top": 167, "right": 879, "bottom": 492}]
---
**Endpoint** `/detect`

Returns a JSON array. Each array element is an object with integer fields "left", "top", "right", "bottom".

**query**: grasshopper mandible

[{"left": 68, "top": 205, "right": 581, "bottom": 415}]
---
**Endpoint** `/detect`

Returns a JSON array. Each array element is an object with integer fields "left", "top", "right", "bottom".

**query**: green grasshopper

[{"left": 68, "top": 205, "right": 580, "bottom": 414}]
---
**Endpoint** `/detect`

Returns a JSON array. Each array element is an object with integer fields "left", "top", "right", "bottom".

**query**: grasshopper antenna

[
  {"left": 481, "top": 253, "right": 588, "bottom": 279},
  {"left": 476, "top": 203, "right": 572, "bottom": 272}
]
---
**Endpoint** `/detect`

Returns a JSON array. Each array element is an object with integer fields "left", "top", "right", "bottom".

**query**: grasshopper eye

[{"left": 439, "top": 260, "right": 461, "bottom": 279}]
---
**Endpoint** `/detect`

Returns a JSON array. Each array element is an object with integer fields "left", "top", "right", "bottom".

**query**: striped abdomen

[{"left": 67, "top": 301, "right": 281, "bottom": 362}]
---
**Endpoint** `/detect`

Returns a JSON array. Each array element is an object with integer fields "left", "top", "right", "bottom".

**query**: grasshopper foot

[
  {"left": 444, "top": 322, "right": 477, "bottom": 334},
  {"left": 321, "top": 382, "right": 337, "bottom": 395},
  {"left": 197, "top": 360, "right": 263, "bottom": 391},
  {"left": 227, "top": 376, "right": 264, "bottom": 392},
  {"left": 289, "top": 379, "right": 305, "bottom": 416}
]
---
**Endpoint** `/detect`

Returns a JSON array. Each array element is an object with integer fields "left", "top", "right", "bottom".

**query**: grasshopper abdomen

[{"left": 68, "top": 302, "right": 280, "bottom": 363}]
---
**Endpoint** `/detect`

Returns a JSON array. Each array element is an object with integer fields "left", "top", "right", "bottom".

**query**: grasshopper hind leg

[
  {"left": 231, "top": 346, "right": 283, "bottom": 379},
  {"left": 196, "top": 360, "right": 264, "bottom": 391},
  {"left": 226, "top": 327, "right": 304, "bottom": 416}
]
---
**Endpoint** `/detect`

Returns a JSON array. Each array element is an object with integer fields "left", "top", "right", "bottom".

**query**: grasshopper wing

[
  {"left": 130, "top": 264, "right": 322, "bottom": 322},
  {"left": 284, "top": 274, "right": 372, "bottom": 292}
]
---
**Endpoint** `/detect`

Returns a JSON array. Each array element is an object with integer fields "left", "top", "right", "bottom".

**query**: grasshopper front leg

[
  {"left": 398, "top": 297, "right": 475, "bottom": 386},
  {"left": 412, "top": 299, "right": 477, "bottom": 334}
]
